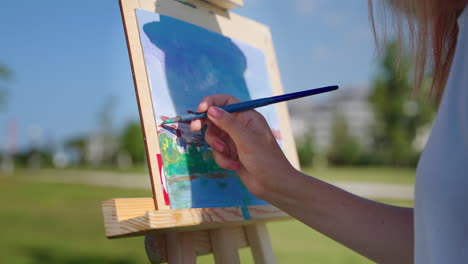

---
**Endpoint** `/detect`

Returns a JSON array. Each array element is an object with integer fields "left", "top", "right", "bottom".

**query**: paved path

[
  {"left": 34, "top": 169, "right": 414, "bottom": 200},
  {"left": 34, "top": 169, "right": 152, "bottom": 190},
  {"left": 333, "top": 181, "right": 414, "bottom": 200}
]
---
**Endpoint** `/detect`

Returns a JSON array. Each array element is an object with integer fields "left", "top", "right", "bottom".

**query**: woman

[{"left": 190, "top": 1, "right": 468, "bottom": 263}]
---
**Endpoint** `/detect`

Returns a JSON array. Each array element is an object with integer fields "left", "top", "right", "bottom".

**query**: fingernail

[
  {"left": 208, "top": 106, "right": 222, "bottom": 119},
  {"left": 229, "top": 162, "right": 240, "bottom": 171},
  {"left": 213, "top": 139, "right": 225, "bottom": 152},
  {"left": 198, "top": 101, "right": 208, "bottom": 112}
]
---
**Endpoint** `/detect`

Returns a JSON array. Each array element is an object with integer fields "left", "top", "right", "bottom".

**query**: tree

[
  {"left": 94, "top": 96, "right": 119, "bottom": 166},
  {"left": 0, "top": 63, "right": 11, "bottom": 111},
  {"left": 120, "top": 122, "right": 145, "bottom": 164},
  {"left": 296, "top": 133, "right": 316, "bottom": 167},
  {"left": 369, "top": 41, "right": 435, "bottom": 166},
  {"left": 327, "top": 113, "right": 363, "bottom": 166},
  {"left": 64, "top": 136, "right": 87, "bottom": 165}
]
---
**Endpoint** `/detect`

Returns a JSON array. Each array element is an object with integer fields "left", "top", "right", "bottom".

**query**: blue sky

[{"left": 0, "top": 0, "right": 378, "bottom": 151}]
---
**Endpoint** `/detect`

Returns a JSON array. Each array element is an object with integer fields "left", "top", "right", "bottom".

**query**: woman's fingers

[
  {"left": 206, "top": 106, "right": 253, "bottom": 146},
  {"left": 205, "top": 123, "right": 224, "bottom": 152},
  {"left": 199, "top": 94, "right": 241, "bottom": 110},
  {"left": 190, "top": 118, "right": 203, "bottom": 132},
  {"left": 191, "top": 95, "right": 241, "bottom": 132},
  {"left": 212, "top": 150, "right": 241, "bottom": 171}
]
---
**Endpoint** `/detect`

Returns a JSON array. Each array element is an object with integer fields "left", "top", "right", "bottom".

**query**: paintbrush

[{"left": 160, "top": 85, "right": 338, "bottom": 125}]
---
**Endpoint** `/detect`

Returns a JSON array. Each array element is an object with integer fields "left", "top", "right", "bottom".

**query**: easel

[{"left": 102, "top": 0, "right": 299, "bottom": 263}]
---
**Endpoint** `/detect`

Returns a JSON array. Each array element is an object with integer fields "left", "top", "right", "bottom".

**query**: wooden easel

[
  {"left": 102, "top": 198, "right": 289, "bottom": 263},
  {"left": 102, "top": 0, "right": 299, "bottom": 263}
]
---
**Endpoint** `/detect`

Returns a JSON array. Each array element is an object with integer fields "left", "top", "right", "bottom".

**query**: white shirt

[{"left": 415, "top": 6, "right": 468, "bottom": 264}]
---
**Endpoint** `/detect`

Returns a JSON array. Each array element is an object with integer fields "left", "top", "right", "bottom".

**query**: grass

[
  {"left": 0, "top": 169, "right": 413, "bottom": 264},
  {"left": 301, "top": 166, "right": 416, "bottom": 185},
  {"left": 0, "top": 176, "right": 151, "bottom": 264}
]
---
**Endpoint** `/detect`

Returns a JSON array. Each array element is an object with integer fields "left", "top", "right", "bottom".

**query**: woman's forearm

[{"left": 260, "top": 170, "right": 414, "bottom": 264}]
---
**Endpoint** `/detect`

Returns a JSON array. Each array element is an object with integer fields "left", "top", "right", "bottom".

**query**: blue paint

[
  {"left": 241, "top": 204, "right": 251, "bottom": 220},
  {"left": 135, "top": 9, "right": 277, "bottom": 209}
]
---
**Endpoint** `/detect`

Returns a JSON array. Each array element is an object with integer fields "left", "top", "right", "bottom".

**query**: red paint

[{"left": 156, "top": 154, "right": 170, "bottom": 206}]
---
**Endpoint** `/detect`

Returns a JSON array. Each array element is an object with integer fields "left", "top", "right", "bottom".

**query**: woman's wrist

[{"left": 255, "top": 166, "right": 308, "bottom": 206}]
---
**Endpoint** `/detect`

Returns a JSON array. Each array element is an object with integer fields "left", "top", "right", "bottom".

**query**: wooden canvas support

[
  {"left": 180, "top": 0, "right": 244, "bottom": 10},
  {"left": 119, "top": 0, "right": 299, "bottom": 210},
  {"left": 167, "top": 0, "right": 244, "bottom": 10},
  {"left": 103, "top": 0, "right": 297, "bottom": 263}
]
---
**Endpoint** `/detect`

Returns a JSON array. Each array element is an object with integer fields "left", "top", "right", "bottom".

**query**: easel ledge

[{"left": 102, "top": 198, "right": 289, "bottom": 238}]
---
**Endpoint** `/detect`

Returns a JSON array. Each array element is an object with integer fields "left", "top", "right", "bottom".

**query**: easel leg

[
  {"left": 210, "top": 227, "right": 241, "bottom": 264},
  {"left": 167, "top": 232, "right": 197, "bottom": 264},
  {"left": 245, "top": 223, "right": 277, "bottom": 264}
]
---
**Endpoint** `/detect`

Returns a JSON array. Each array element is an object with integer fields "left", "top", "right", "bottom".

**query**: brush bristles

[{"left": 161, "top": 116, "right": 181, "bottom": 125}]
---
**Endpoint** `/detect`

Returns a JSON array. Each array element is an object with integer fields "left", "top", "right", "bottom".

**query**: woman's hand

[{"left": 190, "top": 94, "right": 296, "bottom": 198}]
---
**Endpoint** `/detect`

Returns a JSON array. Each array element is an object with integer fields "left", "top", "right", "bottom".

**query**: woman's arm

[
  {"left": 265, "top": 169, "right": 413, "bottom": 264},
  {"left": 190, "top": 94, "right": 414, "bottom": 264}
]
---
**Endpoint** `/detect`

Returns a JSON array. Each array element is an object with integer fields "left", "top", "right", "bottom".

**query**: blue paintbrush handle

[{"left": 179, "top": 85, "right": 338, "bottom": 122}]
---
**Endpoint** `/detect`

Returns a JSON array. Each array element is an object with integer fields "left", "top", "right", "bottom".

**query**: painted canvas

[{"left": 136, "top": 9, "right": 282, "bottom": 209}]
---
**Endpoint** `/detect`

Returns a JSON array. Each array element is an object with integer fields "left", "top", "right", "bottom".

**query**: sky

[{"left": 0, "top": 0, "right": 379, "bottom": 152}]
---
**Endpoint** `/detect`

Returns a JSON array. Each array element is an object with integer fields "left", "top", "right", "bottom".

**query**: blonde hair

[{"left": 368, "top": 0, "right": 467, "bottom": 103}]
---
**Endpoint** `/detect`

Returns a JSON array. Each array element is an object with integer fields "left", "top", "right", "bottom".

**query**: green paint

[
  {"left": 158, "top": 133, "right": 228, "bottom": 177},
  {"left": 160, "top": 119, "right": 173, "bottom": 125}
]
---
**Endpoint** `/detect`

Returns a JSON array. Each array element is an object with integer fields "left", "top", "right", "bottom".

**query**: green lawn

[
  {"left": 0, "top": 176, "right": 151, "bottom": 264},
  {"left": 0, "top": 170, "right": 412, "bottom": 264},
  {"left": 302, "top": 166, "right": 416, "bottom": 185}
]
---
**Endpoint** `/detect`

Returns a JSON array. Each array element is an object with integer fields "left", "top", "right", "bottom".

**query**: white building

[{"left": 288, "top": 86, "right": 373, "bottom": 151}]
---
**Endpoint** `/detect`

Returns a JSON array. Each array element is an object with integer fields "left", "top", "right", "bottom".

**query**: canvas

[{"left": 136, "top": 9, "right": 282, "bottom": 209}]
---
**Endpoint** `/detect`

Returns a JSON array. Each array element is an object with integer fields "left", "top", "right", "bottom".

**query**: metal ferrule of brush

[{"left": 179, "top": 112, "right": 208, "bottom": 122}]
